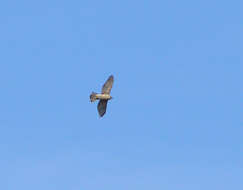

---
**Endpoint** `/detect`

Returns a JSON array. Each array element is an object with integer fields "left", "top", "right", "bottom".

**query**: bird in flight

[{"left": 90, "top": 75, "right": 114, "bottom": 117}]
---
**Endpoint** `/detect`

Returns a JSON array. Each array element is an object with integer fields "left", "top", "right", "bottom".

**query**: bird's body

[
  {"left": 90, "top": 93, "right": 112, "bottom": 101},
  {"left": 90, "top": 75, "right": 114, "bottom": 117}
]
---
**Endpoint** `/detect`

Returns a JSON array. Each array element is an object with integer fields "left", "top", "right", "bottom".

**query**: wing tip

[{"left": 109, "top": 75, "right": 114, "bottom": 80}]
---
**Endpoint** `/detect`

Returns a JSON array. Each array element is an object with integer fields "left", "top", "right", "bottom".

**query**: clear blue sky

[{"left": 0, "top": 0, "right": 242, "bottom": 189}]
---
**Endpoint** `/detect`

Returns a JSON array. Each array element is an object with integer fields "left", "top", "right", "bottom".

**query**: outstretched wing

[
  {"left": 97, "top": 100, "right": 108, "bottom": 117},
  {"left": 101, "top": 75, "right": 114, "bottom": 94}
]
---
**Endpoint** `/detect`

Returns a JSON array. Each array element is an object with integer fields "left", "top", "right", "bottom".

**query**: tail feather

[{"left": 90, "top": 92, "right": 97, "bottom": 102}]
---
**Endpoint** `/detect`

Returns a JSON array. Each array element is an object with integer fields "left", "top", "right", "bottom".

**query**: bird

[{"left": 90, "top": 75, "right": 114, "bottom": 117}]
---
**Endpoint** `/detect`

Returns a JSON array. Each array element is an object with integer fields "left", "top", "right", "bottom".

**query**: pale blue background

[{"left": 0, "top": 0, "right": 242, "bottom": 189}]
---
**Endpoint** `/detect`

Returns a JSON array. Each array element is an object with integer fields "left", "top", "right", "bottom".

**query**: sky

[{"left": 0, "top": 0, "right": 242, "bottom": 189}]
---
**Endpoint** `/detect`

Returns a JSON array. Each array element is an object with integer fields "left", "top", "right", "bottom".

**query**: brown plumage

[
  {"left": 90, "top": 75, "right": 114, "bottom": 117},
  {"left": 101, "top": 75, "right": 114, "bottom": 94}
]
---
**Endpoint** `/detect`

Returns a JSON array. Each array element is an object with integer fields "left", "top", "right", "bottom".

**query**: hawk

[{"left": 90, "top": 75, "right": 114, "bottom": 117}]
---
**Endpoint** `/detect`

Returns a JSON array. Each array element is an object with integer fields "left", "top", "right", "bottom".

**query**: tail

[{"left": 90, "top": 92, "right": 97, "bottom": 102}]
